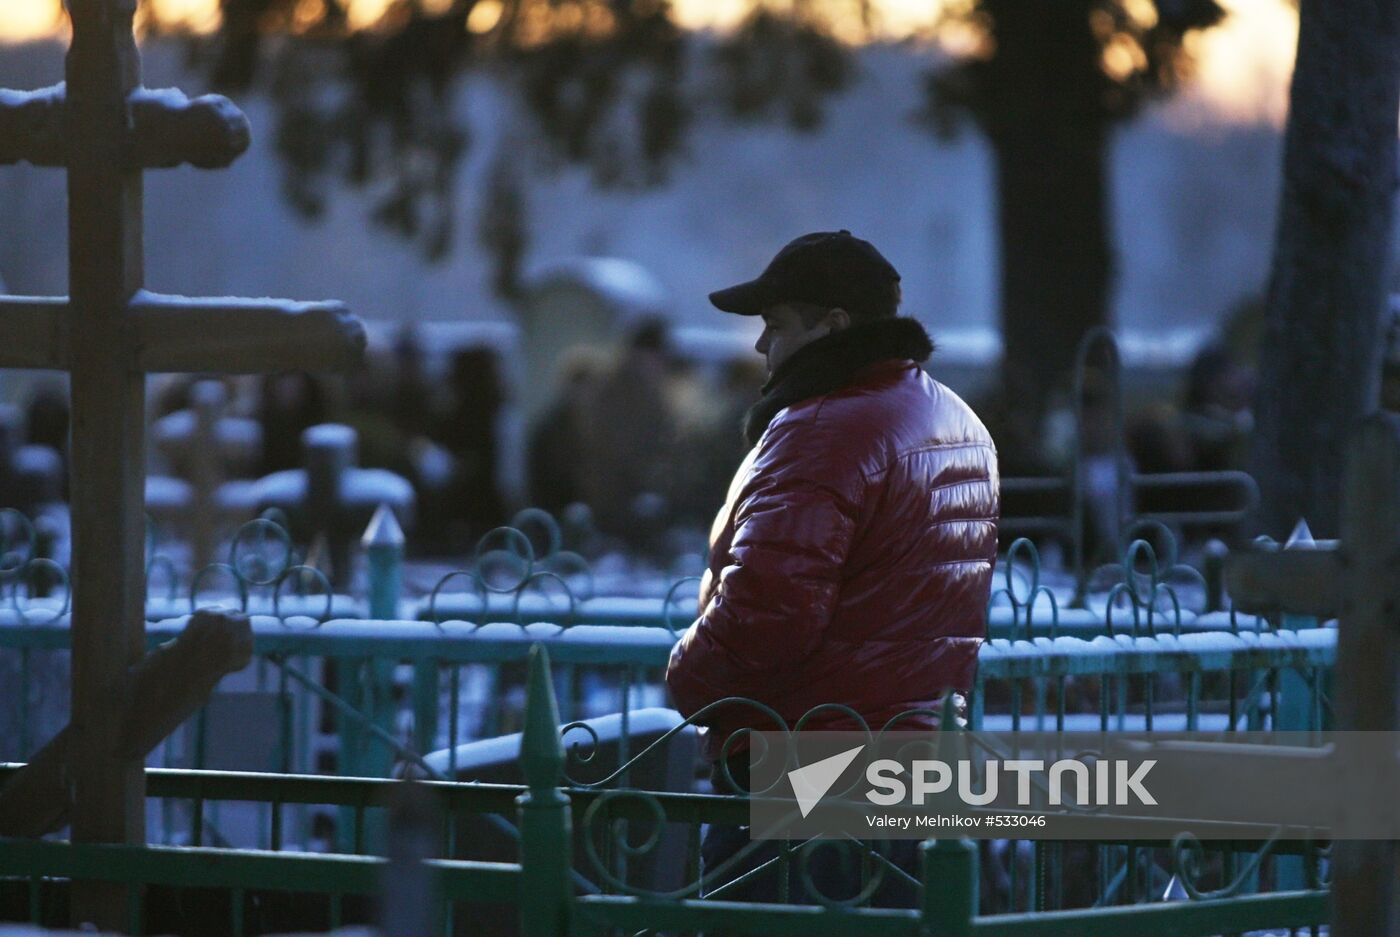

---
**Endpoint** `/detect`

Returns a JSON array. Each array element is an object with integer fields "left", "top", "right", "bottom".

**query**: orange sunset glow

[{"left": 0, "top": 0, "right": 1298, "bottom": 125}]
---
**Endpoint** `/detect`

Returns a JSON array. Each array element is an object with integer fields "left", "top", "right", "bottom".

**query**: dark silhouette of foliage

[
  {"left": 925, "top": 0, "right": 1223, "bottom": 134},
  {"left": 192, "top": 0, "right": 856, "bottom": 267},
  {"left": 714, "top": 8, "right": 852, "bottom": 131},
  {"left": 206, "top": 0, "right": 475, "bottom": 260}
]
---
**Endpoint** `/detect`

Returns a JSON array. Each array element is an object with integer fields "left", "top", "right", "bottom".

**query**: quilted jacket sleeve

[{"left": 665, "top": 415, "right": 866, "bottom": 720}]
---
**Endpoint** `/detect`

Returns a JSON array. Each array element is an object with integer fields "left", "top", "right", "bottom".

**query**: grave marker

[
  {"left": 0, "top": 2, "right": 364, "bottom": 926},
  {"left": 151, "top": 379, "right": 262, "bottom": 573},
  {"left": 1226, "top": 413, "right": 1400, "bottom": 937},
  {"left": 251, "top": 423, "right": 415, "bottom": 589}
]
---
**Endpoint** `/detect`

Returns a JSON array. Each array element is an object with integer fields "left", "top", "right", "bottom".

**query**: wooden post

[
  {"left": 0, "top": 609, "right": 254, "bottom": 839},
  {"left": 1225, "top": 413, "right": 1400, "bottom": 936},
  {"left": 64, "top": 1, "right": 147, "bottom": 925},
  {"left": 304, "top": 423, "right": 356, "bottom": 589},
  {"left": 152, "top": 380, "right": 283, "bottom": 573},
  {"left": 1275, "top": 522, "right": 1322, "bottom": 890},
  {"left": 381, "top": 781, "right": 442, "bottom": 937},
  {"left": 0, "top": 2, "right": 366, "bottom": 926},
  {"left": 1332, "top": 413, "right": 1400, "bottom": 937}
]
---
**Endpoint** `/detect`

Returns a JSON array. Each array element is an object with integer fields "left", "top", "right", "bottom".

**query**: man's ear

[{"left": 826, "top": 308, "right": 852, "bottom": 332}]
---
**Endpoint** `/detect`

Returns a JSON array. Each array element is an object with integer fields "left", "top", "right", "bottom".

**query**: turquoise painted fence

[{"left": 0, "top": 647, "right": 1331, "bottom": 937}]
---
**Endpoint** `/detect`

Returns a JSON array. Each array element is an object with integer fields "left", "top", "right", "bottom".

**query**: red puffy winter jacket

[{"left": 665, "top": 357, "right": 999, "bottom": 759}]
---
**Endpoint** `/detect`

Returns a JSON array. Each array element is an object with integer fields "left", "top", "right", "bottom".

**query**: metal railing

[
  {"left": 1, "top": 508, "right": 1335, "bottom": 926},
  {"left": 0, "top": 647, "right": 1330, "bottom": 937}
]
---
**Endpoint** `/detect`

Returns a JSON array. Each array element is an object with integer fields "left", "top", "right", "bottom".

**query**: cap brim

[{"left": 708, "top": 279, "right": 774, "bottom": 315}]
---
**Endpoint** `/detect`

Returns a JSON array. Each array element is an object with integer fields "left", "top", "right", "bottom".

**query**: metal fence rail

[
  {"left": 0, "top": 524, "right": 1335, "bottom": 923},
  {"left": 0, "top": 647, "right": 1331, "bottom": 937},
  {"left": 0, "top": 613, "right": 1335, "bottom": 762},
  {"left": 0, "top": 833, "right": 1326, "bottom": 937}
]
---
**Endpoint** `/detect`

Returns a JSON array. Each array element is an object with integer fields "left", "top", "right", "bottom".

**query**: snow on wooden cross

[
  {"left": 0, "top": 0, "right": 364, "bottom": 926},
  {"left": 252, "top": 423, "right": 415, "bottom": 589}
]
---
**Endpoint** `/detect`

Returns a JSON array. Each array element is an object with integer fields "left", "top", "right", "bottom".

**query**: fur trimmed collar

[{"left": 742, "top": 316, "right": 935, "bottom": 446}]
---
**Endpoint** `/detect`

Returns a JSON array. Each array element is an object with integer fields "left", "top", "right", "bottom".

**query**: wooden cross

[
  {"left": 151, "top": 379, "right": 261, "bottom": 574},
  {"left": 1226, "top": 412, "right": 1400, "bottom": 937},
  {"left": 253, "top": 423, "right": 415, "bottom": 589},
  {"left": 0, "top": 1, "right": 364, "bottom": 928}
]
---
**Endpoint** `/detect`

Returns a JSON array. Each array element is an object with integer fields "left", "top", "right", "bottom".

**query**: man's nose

[{"left": 755, "top": 329, "right": 769, "bottom": 355}]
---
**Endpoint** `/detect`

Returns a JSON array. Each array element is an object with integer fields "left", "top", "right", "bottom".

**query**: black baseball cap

[{"left": 709, "top": 230, "right": 902, "bottom": 319}]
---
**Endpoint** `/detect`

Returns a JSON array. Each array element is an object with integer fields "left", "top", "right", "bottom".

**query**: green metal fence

[
  {"left": 0, "top": 647, "right": 1330, "bottom": 937},
  {"left": 1, "top": 519, "right": 1336, "bottom": 927},
  {"left": 0, "top": 531, "right": 1313, "bottom": 754},
  {"left": 0, "top": 608, "right": 1332, "bottom": 774},
  {"left": 1, "top": 617, "right": 1335, "bottom": 920}
]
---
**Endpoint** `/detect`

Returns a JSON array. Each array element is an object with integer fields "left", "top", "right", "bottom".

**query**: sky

[{"left": 0, "top": 0, "right": 1298, "bottom": 126}]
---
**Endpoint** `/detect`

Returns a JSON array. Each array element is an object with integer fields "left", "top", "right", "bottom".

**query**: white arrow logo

[{"left": 787, "top": 745, "right": 866, "bottom": 818}]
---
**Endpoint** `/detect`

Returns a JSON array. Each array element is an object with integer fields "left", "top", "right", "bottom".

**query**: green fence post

[
  {"left": 519, "top": 645, "right": 572, "bottom": 937},
  {"left": 363, "top": 504, "right": 404, "bottom": 619},
  {"left": 365, "top": 503, "right": 439, "bottom": 755},
  {"left": 337, "top": 505, "right": 405, "bottom": 853},
  {"left": 921, "top": 838, "right": 977, "bottom": 937}
]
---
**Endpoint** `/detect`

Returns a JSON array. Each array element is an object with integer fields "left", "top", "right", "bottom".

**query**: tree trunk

[
  {"left": 1249, "top": 0, "right": 1400, "bottom": 539},
  {"left": 993, "top": 122, "right": 1113, "bottom": 470}
]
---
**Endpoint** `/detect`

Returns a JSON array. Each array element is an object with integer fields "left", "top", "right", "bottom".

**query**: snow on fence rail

[
  {"left": 0, "top": 609, "right": 1335, "bottom": 775},
  {"left": 0, "top": 647, "right": 1331, "bottom": 935}
]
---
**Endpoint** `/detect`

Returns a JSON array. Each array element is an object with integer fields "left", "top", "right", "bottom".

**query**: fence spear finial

[
  {"left": 363, "top": 503, "right": 405, "bottom": 619},
  {"left": 521, "top": 644, "right": 564, "bottom": 792}
]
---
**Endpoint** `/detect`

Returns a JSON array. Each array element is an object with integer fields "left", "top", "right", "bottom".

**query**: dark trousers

[{"left": 701, "top": 757, "right": 921, "bottom": 909}]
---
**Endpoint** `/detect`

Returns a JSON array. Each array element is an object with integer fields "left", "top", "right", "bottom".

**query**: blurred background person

[
  {"left": 434, "top": 346, "right": 509, "bottom": 550},
  {"left": 258, "top": 372, "right": 328, "bottom": 477},
  {"left": 576, "top": 317, "right": 680, "bottom": 551},
  {"left": 527, "top": 346, "right": 607, "bottom": 517}
]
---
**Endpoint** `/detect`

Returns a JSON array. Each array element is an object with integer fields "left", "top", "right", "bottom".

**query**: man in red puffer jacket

[{"left": 665, "top": 230, "right": 999, "bottom": 904}]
